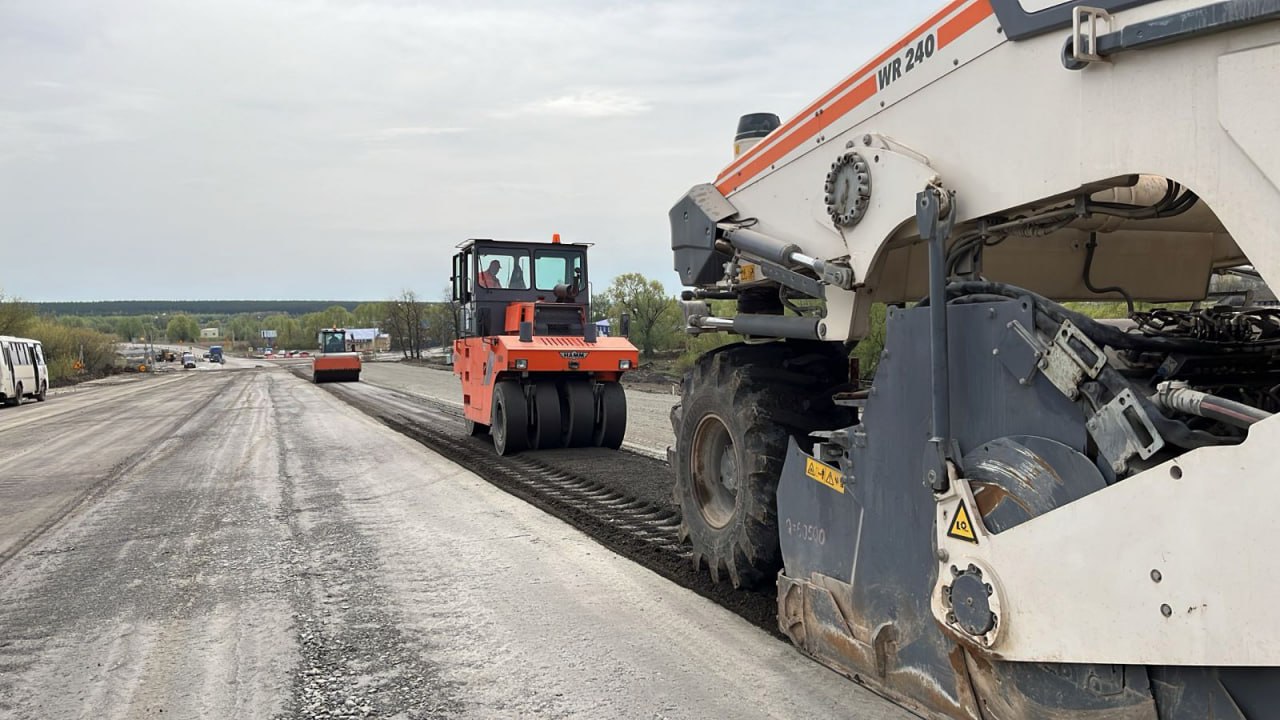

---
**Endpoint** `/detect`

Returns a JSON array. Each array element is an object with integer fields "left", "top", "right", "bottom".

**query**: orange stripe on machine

[
  {"left": 715, "top": 0, "right": 993, "bottom": 195},
  {"left": 939, "top": 0, "right": 993, "bottom": 47}
]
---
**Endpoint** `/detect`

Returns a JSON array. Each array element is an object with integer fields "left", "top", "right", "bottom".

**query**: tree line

[
  {"left": 31, "top": 300, "right": 372, "bottom": 317},
  {"left": 2, "top": 272, "right": 876, "bottom": 385}
]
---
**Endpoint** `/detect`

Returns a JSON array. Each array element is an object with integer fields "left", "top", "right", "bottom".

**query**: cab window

[
  {"left": 534, "top": 250, "right": 585, "bottom": 292},
  {"left": 321, "top": 332, "right": 345, "bottom": 353},
  {"left": 477, "top": 250, "right": 530, "bottom": 290}
]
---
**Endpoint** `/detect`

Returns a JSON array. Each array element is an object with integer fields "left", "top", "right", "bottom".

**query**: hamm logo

[{"left": 560, "top": 351, "right": 589, "bottom": 359}]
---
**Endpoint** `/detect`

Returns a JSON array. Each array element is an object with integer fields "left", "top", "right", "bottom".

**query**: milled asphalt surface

[{"left": 0, "top": 366, "right": 909, "bottom": 719}]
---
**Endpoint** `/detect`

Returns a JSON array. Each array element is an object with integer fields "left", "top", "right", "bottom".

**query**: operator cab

[
  {"left": 319, "top": 329, "right": 347, "bottom": 354},
  {"left": 451, "top": 237, "right": 592, "bottom": 340}
]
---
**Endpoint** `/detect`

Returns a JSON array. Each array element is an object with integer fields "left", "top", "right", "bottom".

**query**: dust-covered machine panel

[{"left": 666, "top": 1, "right": 1280, "bottom": 717}]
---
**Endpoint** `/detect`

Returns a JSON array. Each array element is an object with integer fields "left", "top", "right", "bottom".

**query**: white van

[{"left": 0, "top": 336, "right": 48, "bottom": 406}]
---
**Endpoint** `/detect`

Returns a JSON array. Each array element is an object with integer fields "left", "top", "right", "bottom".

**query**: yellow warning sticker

[
  {"left": 805, "top": 458, "right": 844, "bottom": 494},
  {"left": 947, "top": 499, "right": 978, "bottom": 544}
]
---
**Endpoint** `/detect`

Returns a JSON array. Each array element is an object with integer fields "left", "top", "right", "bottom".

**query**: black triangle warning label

[{"left": 947, "top": 499, "right": 978, "bottom": 544}]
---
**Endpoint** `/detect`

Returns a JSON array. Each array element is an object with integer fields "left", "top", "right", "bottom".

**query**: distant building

[
  {"left": 345, "top": 328, "right": 391, "bottom": 352},
  {"left": 594, "top": 319, "right": 611, "bottom": 337},
  {"left": 200, "top": 327, "right": 220, "bottom": 339}
]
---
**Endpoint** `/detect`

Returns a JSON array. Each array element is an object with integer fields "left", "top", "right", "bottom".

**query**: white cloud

[
  {"left": 513, "top": 90, "right": 651, "bottom": 119},
  {"left": 364, "top": 126, "right": 469, "bottom": 141},
  {"left": 0, "top": 0, "right": 938, "bottom": 301}
]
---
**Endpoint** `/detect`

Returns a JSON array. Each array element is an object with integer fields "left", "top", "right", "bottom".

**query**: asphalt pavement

[{"left": 0, "top": 367, "right": 908, "bottom": 719}]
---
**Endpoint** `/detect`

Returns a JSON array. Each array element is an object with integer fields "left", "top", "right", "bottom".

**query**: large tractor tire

[
  {"left": 672, "top": 341, "right": 852, "bottom": 589},
  {"left": 491, "top": 381, "right": 529, "bottom": 456}
]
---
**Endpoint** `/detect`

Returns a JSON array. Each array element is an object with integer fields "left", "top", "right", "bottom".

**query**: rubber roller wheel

[
  {"left": 530, "top": 382, "right": 563, "bottom": 450},
  {"left": 593, "top": 382, "right": 627, "bottom": 450},
  {"left": 465, "top": 418, "right": 489, "bottom": 436},
  {"left": 558, "top": 380, "right": 595, "bottom": 448},
  {"left": 491, "top": 381, "right": 528, "bottom": 456}
]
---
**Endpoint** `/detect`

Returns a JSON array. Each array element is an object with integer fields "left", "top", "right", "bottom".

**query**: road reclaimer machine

[
  {"left": 668, "top": 1, "right": 1280, "bottom": 717},
  {"left": 312, "top": 328, "right": 361, "bottom": 383},
  {"left": 452, "top": 236, "right": 640, "bottom": 456}
]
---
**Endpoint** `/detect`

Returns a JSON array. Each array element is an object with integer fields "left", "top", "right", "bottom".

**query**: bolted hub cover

[
  {"left": 946, "top": 565, "right": 996, "bottom": 637},
  {"left": 823, "top": 152, "right": 872, "bottom": 228}
]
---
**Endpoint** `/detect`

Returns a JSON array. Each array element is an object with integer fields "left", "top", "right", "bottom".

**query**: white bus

[{"left": 0, "top": 336, "right": 48, "bottom": 406}]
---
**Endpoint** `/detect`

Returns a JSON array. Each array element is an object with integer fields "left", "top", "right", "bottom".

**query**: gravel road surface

[
  {"left": 0, "top": 367, "right": 909, "bottom": 719},
  {"left": 356, "top": 361, "right": 680, "bottom": 459}
]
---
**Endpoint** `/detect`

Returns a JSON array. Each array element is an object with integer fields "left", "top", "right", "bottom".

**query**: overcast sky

[{"left": 1, "top": 0, "right": 933, "bottom": 302}]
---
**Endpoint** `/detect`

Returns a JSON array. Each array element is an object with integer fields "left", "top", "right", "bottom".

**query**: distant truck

[{"left": 208, "top": 345, "right": 224, "bottom": 364}]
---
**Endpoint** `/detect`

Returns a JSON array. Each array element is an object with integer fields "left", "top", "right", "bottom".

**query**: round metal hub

[
  {"left": 947, "top": 565, "right": 996, "bottom": 637},
  {"left": 690, "top": 414, "right": 738, "bottom": 529},
  {"left": 823, "top": 151, "right": 872, "bottom": 228}
]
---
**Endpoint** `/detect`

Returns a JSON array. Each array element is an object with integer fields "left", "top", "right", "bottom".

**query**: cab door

[
  {"left": 1, "top": 343, "right": 14, "bottom": 398},
  {"left": 29, "top": 344, "right": 43, "bottom": 392}
]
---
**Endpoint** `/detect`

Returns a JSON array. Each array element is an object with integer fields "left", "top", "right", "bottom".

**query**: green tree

[
  {"left": 0, "top": 289, "right": 36, "bottom": 336},
  {"left": 384, "top": 290, "right": 426, "bottom": 358},
  {"left": 352, "top": 302, "right": 384, "bottom": 328},
  {"left": 116, "top": 316, "right": 147, "bottom": 342},
  {"left": 601, "top": 273, "right": 679, "bottom": 358},
  {"left": 422, "top": 303, "right": 459, "bottom": 349},
  {"left": 851, "top": 303, "right": 888, "bottom": 381},
  {"left": 226, "top": 314, "right": 259, "bottom": 345},
  {"left": 590, "top": 293, "right": 614, "bottom": 323},
  {"left": 27, "top": 319, "right": 120, "bottom": 381},
  {"left": 321, "top": 305, "right": 355, "bottom": 329},
  {"left": 165, "top": 314, "right": 199, "bottom": 342},
  {"left": 299, "top": 312, "right": 327, "bottom": 347},
  {"left": 262, "top": 314, "right": 302, "bottom": 349}
]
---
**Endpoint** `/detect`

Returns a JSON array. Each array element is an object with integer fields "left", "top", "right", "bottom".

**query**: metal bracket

[
  {"left": 1071, "top": 6, "right": 1113, "bottom": 65},
  {"left": 759, "top": 261, "right": 827, "bottom": 300},
  {"left": 1086, "top": 388, "right": 1165, "bottom": 474},
  {"left": 1064, "top": 0, "right": 1280, "bottom": 70},
  {"left": 678, "top": 299, "right": 713, "bottom": 335},
  {"left": 1039, "top": 320, "right": 1107, "bottom": 399},
  {"left": 817, "top": 261, "right": 856, "bottom": 291},
  {"left": 996, "top": 319, "right": 1044, "bottom": 387}
]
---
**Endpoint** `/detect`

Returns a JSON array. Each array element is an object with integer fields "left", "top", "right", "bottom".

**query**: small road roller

[{"left": 312, "top": 328, "right": 361, "bottom": 383}]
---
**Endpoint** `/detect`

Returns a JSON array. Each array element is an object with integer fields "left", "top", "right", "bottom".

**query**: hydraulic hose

[
  {"left": 935, "top": 281, "right": 1256, "bottom": 448},
  {"left": 949, "top": 280, "right": 1280, "bottom": 353},
  {"left": 1083, "top": 233, "right": 1135, "bottom": 315},
  {"left": 1155, "top": 383, "right": 1273, "bottom": 429}
]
